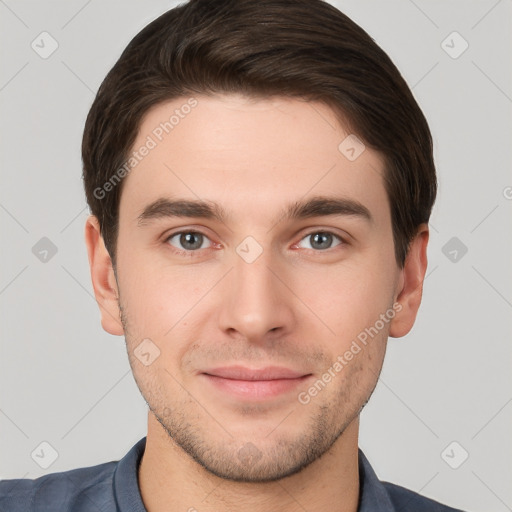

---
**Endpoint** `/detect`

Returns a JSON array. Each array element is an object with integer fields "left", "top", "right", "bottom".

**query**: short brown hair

[{"left": 82, "top": 0, "right": 436, "bottom": 268}]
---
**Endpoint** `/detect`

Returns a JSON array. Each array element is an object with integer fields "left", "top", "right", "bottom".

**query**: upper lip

[{"left": 203, "top": 366, "right": 310, "bottom": 381}]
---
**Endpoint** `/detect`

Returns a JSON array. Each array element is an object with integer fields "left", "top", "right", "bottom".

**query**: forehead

[{"left": 119, "top": 94, "right": 389, "bottom": 227}]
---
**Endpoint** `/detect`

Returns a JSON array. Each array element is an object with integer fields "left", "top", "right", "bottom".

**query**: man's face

[{"left": 104, "top": 94, "right": 404, "bottom": 481}]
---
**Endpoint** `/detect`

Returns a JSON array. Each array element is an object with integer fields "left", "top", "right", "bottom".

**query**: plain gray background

[{"left": 1, "top": 1, "right": 511, "bottom": 511}]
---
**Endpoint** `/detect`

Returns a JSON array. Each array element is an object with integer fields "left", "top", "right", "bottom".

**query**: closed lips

[{"left": 202, "top": 366, "right": 310, "bottom": 380}]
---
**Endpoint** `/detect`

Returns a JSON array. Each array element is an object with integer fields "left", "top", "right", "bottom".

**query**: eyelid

[
  {"left": 163, "top": 225, "right": 213, "bottom": 240},
  {"left": 299, "top": 227, "right": 349, "bottom": 242}
]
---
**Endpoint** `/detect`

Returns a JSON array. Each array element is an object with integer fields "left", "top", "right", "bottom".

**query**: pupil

[
  {"left": 182, "top": 232, "right": 202, "bottom": 250},
  {"left": 312, "top": 232, "right": 331, "bottom": 250}
]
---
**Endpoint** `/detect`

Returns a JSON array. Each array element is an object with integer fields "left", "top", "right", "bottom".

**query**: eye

[
  {"left": 165, "top": 231, "right": 213, "bottom": 254},
  {"left": 294, "top": 231, "right": 344, "bottom": 251}
]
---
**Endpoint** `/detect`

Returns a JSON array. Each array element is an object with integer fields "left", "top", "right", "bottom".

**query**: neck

[{"left": 138, "top": 413, "right": 361, "bottom": 512}]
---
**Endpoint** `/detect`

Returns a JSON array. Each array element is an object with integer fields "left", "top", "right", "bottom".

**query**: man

[{"left": 0, "top": 0, "right": 469, "bottom": 510}]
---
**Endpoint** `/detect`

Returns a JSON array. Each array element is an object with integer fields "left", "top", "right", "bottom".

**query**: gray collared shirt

[{"left": 0, "top": 437, "right": 467, "bottom": 511}]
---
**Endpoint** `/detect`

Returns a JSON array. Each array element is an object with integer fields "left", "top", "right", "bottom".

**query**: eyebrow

[{"left": 136, "top": 195, "right": 373, "bottom": 226}]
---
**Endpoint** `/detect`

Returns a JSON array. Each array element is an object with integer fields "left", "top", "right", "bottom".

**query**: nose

[{"left": 217, "top": 244, "right": 296, "bottom": 345}]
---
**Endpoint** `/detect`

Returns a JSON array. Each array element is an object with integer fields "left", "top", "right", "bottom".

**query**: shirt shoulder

[
  {"left": 357, "top": 448, "right": 470, "bottom": 512},
  {"left": 382, "top": 481, "right": 467, "bottom": 512},
  {"left": 0, "top": 437, "right": 147, "bottom": 512},
  {"left": 0, "top": 459, "right": 118, "bottom": 512}
]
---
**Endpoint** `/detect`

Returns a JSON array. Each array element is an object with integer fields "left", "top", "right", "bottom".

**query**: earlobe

[
  {"left": 84, "top": 215, "right": 124, "bottom": 336},
  {"left": 389, "top": 224, "right": 429, "bottom": 338}
]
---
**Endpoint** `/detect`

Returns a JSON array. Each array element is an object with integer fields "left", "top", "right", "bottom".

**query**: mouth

[{"left": 200, "top": 366, "right": 313, "bottom": 400}]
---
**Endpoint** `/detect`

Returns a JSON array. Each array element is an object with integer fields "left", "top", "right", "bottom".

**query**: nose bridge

[{"left": 218, "top": 240, "right": 293, "bottom": 341}]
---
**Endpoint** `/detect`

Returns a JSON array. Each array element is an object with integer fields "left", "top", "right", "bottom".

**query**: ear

[
  {"left": 84, "top": 214, "right": 124, "bottom": 336},
  {"left": 389, "top": 223, "right": 429, "bottom": 338}
]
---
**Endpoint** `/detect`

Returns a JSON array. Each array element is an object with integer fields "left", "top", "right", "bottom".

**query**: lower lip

[{"left": 202, "top": 374, "right": 312, "bottom": 400}]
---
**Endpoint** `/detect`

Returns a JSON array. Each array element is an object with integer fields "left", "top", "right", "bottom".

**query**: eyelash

[{"left": 164, "top": 229, "right": 347, "bottom": 257}]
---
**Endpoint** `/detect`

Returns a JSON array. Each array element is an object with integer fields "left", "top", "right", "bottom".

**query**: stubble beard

[{"left": 119, "top": 298, "right": 380, "bottom": 483}]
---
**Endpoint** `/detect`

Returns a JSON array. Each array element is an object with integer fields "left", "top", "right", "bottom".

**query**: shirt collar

[
  {"left": 114, "top": 437, "right": 394, "bottom": 512},
  {"left": 113, "top": 437, "right": 147, "bottom": 511},
  {"left": 357, "top": 447, "right": 395, "bottom": 511}
]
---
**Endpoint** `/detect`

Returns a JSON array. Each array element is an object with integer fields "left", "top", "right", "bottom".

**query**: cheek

[
  {"left": 295, "top": 256, "right": 397, "bottom": 343},
  {"left": 116, "top": 246, "right": 182, "bottom": 324},
  {"left": 116, "top": 251, "right": 214, "bottom": 366}
]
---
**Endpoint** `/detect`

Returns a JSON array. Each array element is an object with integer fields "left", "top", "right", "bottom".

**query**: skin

[{"left": 85, "top": 93, "right": 429, "bottom": 512}]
